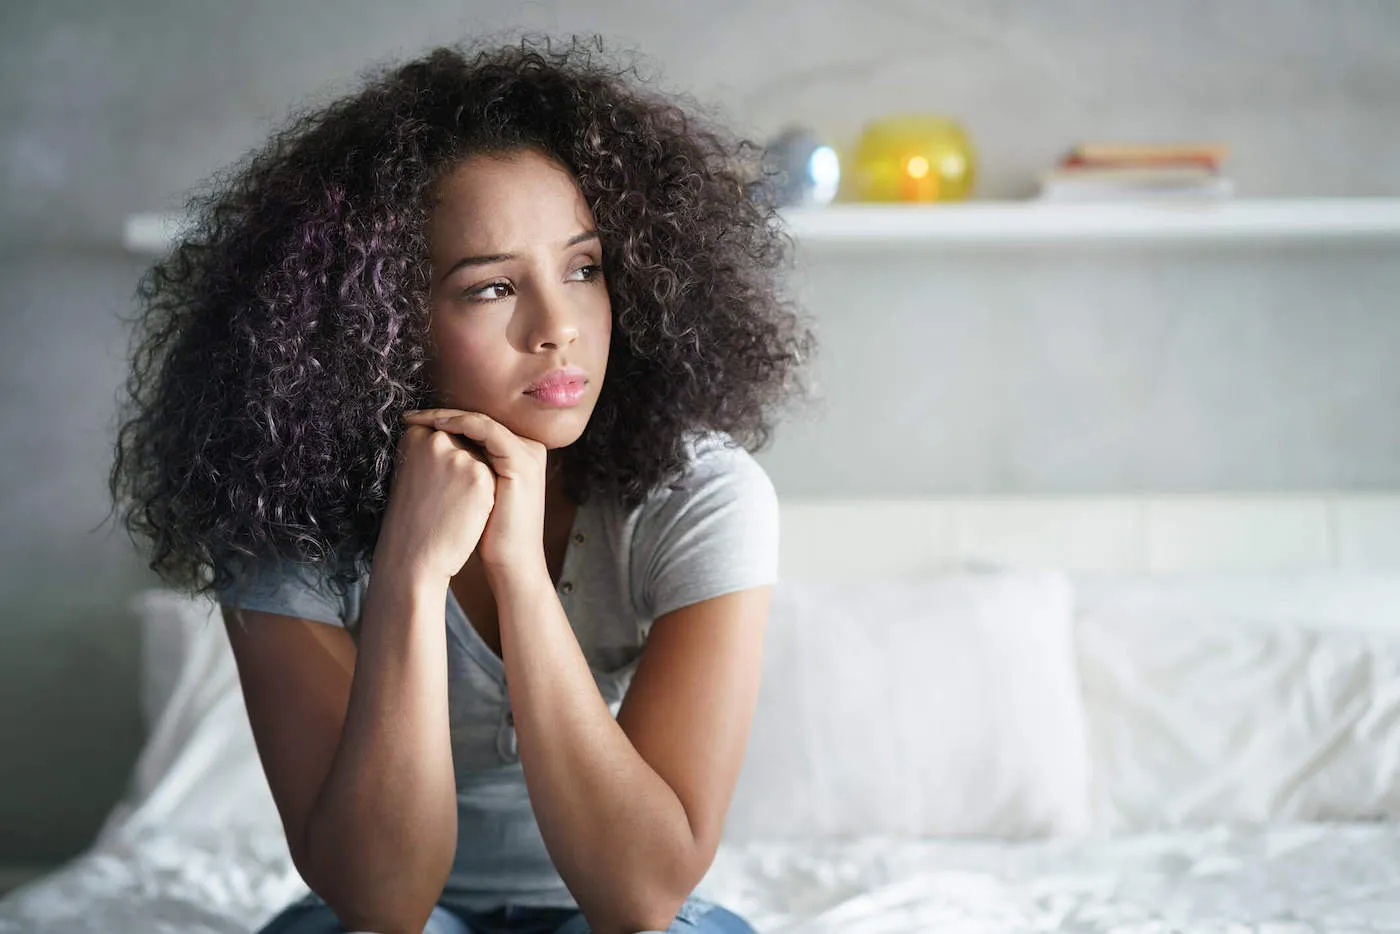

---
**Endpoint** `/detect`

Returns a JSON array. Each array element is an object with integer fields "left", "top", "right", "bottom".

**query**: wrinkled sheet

[{"left": 3, "top": 822, "right": 1399, "bottom": 933}]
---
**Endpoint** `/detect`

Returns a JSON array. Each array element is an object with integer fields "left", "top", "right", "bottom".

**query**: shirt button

[
  {"left": 560, "top": 580, "right": 574, "bottom": 594},
  {"left": 572, "top": 531, "right": 586, "bottom": 545}
]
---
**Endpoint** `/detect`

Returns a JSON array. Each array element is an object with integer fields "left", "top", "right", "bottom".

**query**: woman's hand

[
  {"left": 400, "top": 409, "right": 549, "bottom": 581},
  {"left": 377, "top": 420, "right": 496, "bottom": 584}
]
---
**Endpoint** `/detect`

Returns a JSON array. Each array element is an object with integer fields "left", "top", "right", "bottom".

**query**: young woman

[{"left": 109, "top": 35, "right": 813, "bottom": 934}]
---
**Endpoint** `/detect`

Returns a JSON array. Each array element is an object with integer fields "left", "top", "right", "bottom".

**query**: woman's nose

[{"left": 527, "top": 288, "right": 580, "bottom": 351}]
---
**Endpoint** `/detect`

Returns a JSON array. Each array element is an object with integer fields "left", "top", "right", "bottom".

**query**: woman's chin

[{"left": 509, "top": 408, "right": 592, "bottom": 450}]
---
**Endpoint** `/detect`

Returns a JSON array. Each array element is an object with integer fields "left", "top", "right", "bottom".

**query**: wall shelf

[
  {"left": 778, "top": 197, "right": 1400, "bottom": 247},
  {"left": 124, "top": 213, "right": 190, "bottom": 254},
  {"left": 125, "top": 197, "right": 1400, "bottom": 255}
]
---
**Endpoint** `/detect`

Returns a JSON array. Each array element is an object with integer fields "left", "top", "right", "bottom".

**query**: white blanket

[{"left": 3, "top": 821, "right": 1398, "bottom": 932}]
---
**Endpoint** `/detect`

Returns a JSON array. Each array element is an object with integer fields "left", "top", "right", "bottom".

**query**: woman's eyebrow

[{"left": 438, "top": 229, "right": 600, "bottom": 283}]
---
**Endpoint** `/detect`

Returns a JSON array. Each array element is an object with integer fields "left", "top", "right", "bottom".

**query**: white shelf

[
  {"left": 125, "top": 198, "right": 1400, "bottom": 254},
  {"left": 779, "top": 197, "right": 1400, "bottom": 246},
  {"left": 124, "top": 213, "right": 191, "bottom": 254}
]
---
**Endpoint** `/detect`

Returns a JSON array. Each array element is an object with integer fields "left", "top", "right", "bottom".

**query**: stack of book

[{"left": 1035, "top": 142, "right": 1233, "bottom": 202}]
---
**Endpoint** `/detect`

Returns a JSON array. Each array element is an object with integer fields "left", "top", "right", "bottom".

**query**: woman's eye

[
  {"left": 460, "top": 266, "right": 600, "bottom": 302},
  {"left": 465, "top": 280, "right": 513, "bottom": 302}
]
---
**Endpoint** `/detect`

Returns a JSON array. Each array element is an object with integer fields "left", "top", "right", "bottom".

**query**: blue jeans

[{"left": 255, "top": 890, "right": 756, "bottom": 934}]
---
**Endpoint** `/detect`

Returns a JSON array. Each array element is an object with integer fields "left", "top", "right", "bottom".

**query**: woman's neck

[{"left": 545, "top": 449, "right": 565, "bottom": 502}]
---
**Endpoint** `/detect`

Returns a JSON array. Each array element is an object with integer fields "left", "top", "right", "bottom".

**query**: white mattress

[{"left": 2, "top": 821, "right": 1398, "bottom": 933}]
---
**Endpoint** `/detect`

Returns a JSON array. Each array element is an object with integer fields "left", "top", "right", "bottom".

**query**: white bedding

[
  {"left": 3, "top": 821, "right": 1398, "bottom": 932},
  {"left": 9, "top": 573, "right": 1400, "bottom": 933}
]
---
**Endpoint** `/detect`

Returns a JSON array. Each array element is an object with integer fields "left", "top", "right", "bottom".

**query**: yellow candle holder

[{"left": 850, "top": 115, "right": 977, "bottom": 202}]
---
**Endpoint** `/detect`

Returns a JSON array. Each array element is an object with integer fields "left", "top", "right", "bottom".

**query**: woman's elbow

[{"left": 299, "top": 834, "right": 457, "bottom": 933}]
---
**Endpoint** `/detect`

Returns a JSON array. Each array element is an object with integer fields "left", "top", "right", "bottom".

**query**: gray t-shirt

[{"left": 214, "top": 430, "right": 780, "bottom": 910}]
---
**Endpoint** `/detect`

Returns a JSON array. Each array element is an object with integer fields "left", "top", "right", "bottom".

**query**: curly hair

[{"left": 108, "top": 34, "right": 815, "bottom": 601}]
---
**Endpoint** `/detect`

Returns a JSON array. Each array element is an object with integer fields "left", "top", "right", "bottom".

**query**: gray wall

[{"left": 2, "top": 0, "right": 1398, "bottom": 866}]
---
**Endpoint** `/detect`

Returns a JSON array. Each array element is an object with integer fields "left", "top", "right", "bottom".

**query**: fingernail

[{"left": 403, "top": 409, "right": 421, "bottom": 416}]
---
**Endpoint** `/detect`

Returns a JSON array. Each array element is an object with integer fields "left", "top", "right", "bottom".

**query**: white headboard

[{"left": 777, "top": 493, "right": 1400, "bottom": 579}]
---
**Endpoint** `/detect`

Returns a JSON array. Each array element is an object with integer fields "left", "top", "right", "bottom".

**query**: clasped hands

[{"left": 400, "top": 408, "right": 549, "bottom": 581}]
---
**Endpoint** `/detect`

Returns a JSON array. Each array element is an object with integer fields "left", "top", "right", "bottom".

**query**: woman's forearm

[
  {"left": 490, "top": 561, "right": 702, "bottom": 934},
  {"left": 300, "top": 546, "right": 459, "bottom": 932}
]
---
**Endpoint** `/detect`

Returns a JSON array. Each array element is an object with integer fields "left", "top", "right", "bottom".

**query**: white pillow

[
  {"left": 1074, "top": 569, "right": 1400, "bottom": 635},
  {"left": 96, "top": 589, "right": 287, "bottom": 847},
  {"left": 723, "top": 569, "right": 1091, "bottom": 841},
  {"left": 1073, "top": 570, "right": 1400, "bottom": 833}
]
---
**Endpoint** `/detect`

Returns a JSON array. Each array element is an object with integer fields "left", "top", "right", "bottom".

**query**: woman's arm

[
  {"left": 224, "top": 540, "right": 456, "bottom": 934},
  {"left": 222, "top": 543, "right": 458, "bottom": 934},
  {"left": 263, "top": 421, "right": 490, "bottom": 931},
  {"left": 297, "top": 545, "right": 459, "bottom": 932},
  {"left": 490, "top": 560, "right": 769, "bottom": 934}
]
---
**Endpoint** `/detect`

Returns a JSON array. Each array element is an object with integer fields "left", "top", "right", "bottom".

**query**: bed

[{"left": 4, "top": 492, "right": 1400, "bottom": 932}]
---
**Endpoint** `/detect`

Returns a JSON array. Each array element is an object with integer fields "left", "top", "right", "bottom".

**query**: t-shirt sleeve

[
  {"left": 634, "top": 436, "right": 781, "bottom": 622},
  {"left": 212, "top": 548, "right": 351, "bottom": 629}
]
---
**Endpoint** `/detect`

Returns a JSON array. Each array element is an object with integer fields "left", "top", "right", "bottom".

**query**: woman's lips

[{"left": 525, "top": 379, "right": 586, "bottom": 407}]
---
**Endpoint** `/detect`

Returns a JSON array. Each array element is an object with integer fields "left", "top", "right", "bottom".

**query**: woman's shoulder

[
  {"left": 623, "top": 430, "right": 781, "bottom": 621},
  {"left": 657, "top": 429, "right": 776, "bottom": 500},
  {"left": 211, "top": 543, "right": 367, "bottom": 631}
]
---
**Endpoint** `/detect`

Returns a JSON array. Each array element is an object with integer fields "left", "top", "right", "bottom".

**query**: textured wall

[{"left": 2, "top": 0, "right": 1398, "bottom": 865}]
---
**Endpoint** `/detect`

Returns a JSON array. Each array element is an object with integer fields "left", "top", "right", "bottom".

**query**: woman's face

[{"left": 424, "top": 148, "right": 612, "bottom": 450}]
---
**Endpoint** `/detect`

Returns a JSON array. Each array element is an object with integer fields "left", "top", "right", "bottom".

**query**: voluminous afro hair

[{"left": 109, "top": 34, "right": 814, "bottom": 599}]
